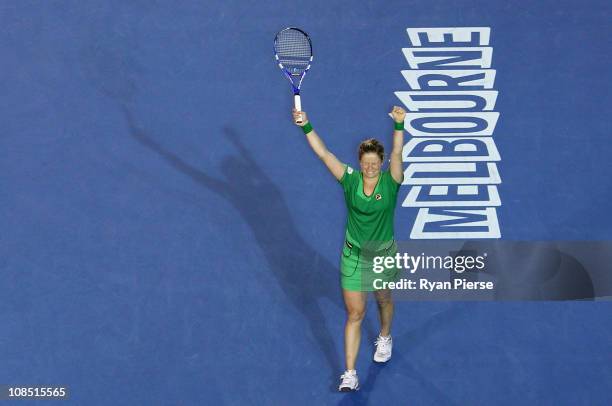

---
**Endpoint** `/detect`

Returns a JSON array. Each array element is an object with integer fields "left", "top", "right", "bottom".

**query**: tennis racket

[{"left": 273, "top": 27, "right": 313, "bottom": 124}]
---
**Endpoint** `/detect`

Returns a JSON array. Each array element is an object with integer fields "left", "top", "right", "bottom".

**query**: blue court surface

[{"left": 1, "top": 0, "right": 611, "bottom": 405}]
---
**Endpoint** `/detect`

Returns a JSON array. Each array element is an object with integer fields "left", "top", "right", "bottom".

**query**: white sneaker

[
  {"left": 338, "top": 370, "right": 359, "bottom": 392},
  {"left": 373, "top": 335, "right": 392, "bottom": 363}
]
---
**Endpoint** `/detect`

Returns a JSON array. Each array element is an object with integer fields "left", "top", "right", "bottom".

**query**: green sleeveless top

[{"left": 339, "top": 165, "right": 401, "bottom": 249}]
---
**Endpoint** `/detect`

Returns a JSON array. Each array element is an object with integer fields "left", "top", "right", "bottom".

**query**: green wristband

[
  {"left": 302, "top": 122, "right": 313, "bottom": 134},
  {"left": 394, "top": 121, "right": 404, "bottom": 131}
]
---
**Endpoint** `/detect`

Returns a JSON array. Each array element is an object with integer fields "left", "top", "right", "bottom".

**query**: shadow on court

[{"left": 119, "top": 109, "right": 391, "bottom": 386}]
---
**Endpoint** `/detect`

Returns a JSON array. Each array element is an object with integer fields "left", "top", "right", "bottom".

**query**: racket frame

[{"left": 274, "top": 27, "right": 313, "bottom": 124}]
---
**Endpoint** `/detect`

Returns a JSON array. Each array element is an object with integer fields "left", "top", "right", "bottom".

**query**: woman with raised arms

[{"left": 292, "top": 106, "right": 406, "bottom": 392}]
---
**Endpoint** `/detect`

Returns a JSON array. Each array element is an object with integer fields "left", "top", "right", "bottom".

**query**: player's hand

[
  {"left": 390, "top": 106, "right": 406, "bottom": 123},
  {"left": 292, "top": 108, "right": 309, "bottom": 126}
]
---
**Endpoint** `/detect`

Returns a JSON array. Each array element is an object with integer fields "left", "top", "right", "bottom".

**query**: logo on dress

[
  {"left": 375, "top": 193, "right": 382, "bottom": 200},
  {"left": 347, "top": 166, "right": 354, "bottom": 174}
]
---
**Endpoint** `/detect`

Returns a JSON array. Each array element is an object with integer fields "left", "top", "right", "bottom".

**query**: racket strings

[
  {"left": 275, "top": 33, "right": 311, "bottom": 56},
  {"left": 275, "top": 29, "right": 312, "bottom": 75}
]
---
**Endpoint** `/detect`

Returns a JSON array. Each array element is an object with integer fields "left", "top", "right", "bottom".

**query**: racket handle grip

[{"left": 294, "top": 95, "right": 303, "bottom": 124}]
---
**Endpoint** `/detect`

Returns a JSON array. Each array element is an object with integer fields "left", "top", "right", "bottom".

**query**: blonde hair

[{"left": 358, "top": 138, "right": 384, "bottom": 161}]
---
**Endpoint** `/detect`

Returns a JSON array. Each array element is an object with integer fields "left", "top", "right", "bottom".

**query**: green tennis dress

[{"left": 339, "top": 165, "right": 401, "bottom": 291}]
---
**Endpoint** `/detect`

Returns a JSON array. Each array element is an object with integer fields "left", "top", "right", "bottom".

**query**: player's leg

[
  {"left": 373, "top": 288, "right": 394, "bottom": 362},
  {"left": 343, "top": 289, "right": 367, "bottom": 370},
  {"left": 339, "top": 289, "right": 366, "bottom": 391},
  {"left": 374, "top": 288, "right": 394, "bottom": 336}
]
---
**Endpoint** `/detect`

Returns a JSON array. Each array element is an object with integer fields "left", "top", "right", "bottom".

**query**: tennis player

[{"left": 292, "top": 106, "right": 406, "bottom": 392}]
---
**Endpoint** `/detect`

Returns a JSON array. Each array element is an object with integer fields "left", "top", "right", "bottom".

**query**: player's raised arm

[
  {"left": 293, "top": 109, "right": 345, "bottom": 181},
  {"left": 389, "top": 106, "right": 406, "bottom": 184}
]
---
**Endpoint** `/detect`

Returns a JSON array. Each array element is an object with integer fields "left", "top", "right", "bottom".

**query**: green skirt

[{"left": 340, "top": 240, "right": 400, "bottom": 292}]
